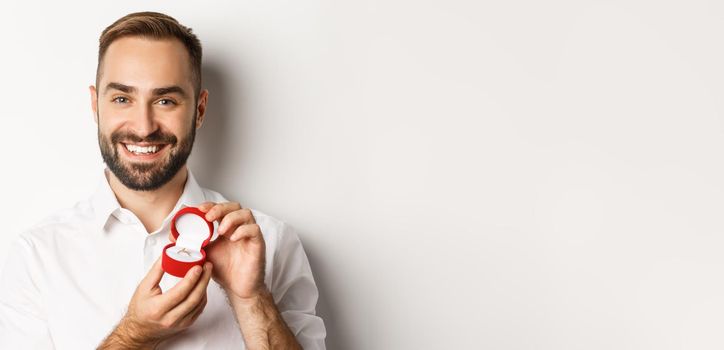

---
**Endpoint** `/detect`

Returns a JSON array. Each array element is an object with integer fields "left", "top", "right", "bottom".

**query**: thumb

[{"left": 138, "top": 255, "right": 165, "bottom": 292}]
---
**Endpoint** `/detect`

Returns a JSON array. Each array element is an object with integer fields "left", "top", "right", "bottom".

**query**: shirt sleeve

[
  {"left": 270, "top": 222, "right": 327, "bottom": 349},
  {"left": 0, "top": 234, "right": 55, "bottom": 349}
]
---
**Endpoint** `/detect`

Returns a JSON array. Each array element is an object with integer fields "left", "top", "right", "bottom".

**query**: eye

[
  {"left": 112, "top": 96, "right": 129, "bottom": 104},
  {"left": 157, "top": 98, "right": 177, "bottom": 106}
]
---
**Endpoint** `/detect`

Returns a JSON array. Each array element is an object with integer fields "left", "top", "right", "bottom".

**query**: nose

[{"left": 128, "top": 102, "right": 159, "bottom": 138}]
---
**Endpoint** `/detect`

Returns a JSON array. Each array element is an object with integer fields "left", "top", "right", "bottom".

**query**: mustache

[{"left": 111, "top": 130, "right": 177, "bottom": 145}]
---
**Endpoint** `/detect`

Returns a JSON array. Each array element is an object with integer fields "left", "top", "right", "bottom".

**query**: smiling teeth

[{"left": 125, "top": 144, "right": 160, "bottom": 154}]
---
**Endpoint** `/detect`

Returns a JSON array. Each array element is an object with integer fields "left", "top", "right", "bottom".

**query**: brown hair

[{"left": 96, "top": 11, "right": 203, "bottom": 99}]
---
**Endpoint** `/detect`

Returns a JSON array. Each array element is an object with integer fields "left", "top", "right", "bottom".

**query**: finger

[
  {"left": 158, "top": 264, "right": 204, "bottom": 312},
  {"left": 166, "top": 262, "right": 213, "bottom": 322},
  {"left": 218, "top": 208, "right": 255, "bottom": 235},
  {"left": 138, "top": 255, "right": 165, "bottom": 292},
  {"left": 229, "top": 223, "right": 264, "bottom": 243},
  {"left": 168, "top": 232, "right": 176, "bottom": 243},
  {"left": 182, "top": 291, "right": 208, "bottom": 325},
  {"left": 177, "top": 294, "right": 207, "bottom": 329},
  {"left": 204, "top": 202, "right": 242, "bottom": 222},
  {"left": 188, "top": 296, "right": 208, "bottom": 323},
  {"left": 162, "top": 293, "right": 207, "bottom": 331},
  {"left": 197, "top": 201, "right": 216, "bottom": 213}
]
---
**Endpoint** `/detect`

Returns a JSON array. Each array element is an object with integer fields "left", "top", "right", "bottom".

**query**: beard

[{"left": 98, "top": 115, "right": 196, "bottom": 191}]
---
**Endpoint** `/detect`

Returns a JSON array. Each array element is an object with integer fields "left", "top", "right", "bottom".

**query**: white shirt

[{"left": 0, "top": 168, "right": 326, "bottom": 349}]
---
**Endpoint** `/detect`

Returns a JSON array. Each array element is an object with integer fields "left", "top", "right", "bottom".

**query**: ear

[
  {"left": 89, "top": 85, "right": 98, "bottom": 124},
  {"left": 195, "top": 88, "right": 209, "bottom": 129}
]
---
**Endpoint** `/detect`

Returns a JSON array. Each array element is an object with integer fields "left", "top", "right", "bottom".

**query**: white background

[{"left": 1, "top": 1, "right": 723, "bottom": 349}]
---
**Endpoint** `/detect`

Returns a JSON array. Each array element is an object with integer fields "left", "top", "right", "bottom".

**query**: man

[{"left": 0, "top": 11, "right": 326, "bottom": 349}]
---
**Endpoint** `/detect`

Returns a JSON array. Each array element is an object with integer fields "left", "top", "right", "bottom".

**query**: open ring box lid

[{"left": 162, "top": 207, "right": 214, "bottom": 278}]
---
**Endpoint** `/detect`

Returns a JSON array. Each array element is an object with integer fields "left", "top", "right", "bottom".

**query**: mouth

[{"left": 119, "top": 142, "right": 170, "bottom": 160}]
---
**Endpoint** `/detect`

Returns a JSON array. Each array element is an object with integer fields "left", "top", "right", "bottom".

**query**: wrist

[
  {"left": 223, "top": 286, "right": 302, "bottom": 350},
  {"left": 114, "top": 316, "right": 163, "bottom": 349},
  {"left": 225, "top": 286, "right": 272, "bottom": 308}
]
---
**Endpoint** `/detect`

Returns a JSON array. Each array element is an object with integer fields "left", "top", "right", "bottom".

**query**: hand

[
  {"left": 170, "top": 202, "right": 266, "bottom": 301},
  {"left": 107, "top": 256, "right": 213, "bottom": 347}
]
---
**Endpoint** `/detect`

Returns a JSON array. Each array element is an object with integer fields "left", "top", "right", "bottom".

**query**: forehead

[{"left": 99, "top": 36, "right": 193, "bottom": 93}]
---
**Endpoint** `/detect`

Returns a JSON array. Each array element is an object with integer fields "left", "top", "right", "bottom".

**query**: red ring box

[{"left": 162, "top": 207, "right": 214, "bottom": 278}]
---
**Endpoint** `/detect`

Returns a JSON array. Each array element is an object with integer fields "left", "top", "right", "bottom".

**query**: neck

[{"left": 106, "top": 166, "right": 188, "bottom": 234}]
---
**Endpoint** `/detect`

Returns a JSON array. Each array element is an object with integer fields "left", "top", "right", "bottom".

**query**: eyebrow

[{"left": 104, "top": 82, "right": 188, "bottom": 98}]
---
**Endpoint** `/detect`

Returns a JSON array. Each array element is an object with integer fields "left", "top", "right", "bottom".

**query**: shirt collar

[{"left": 90, "top": 167, "right": 207, "bottom": 232}]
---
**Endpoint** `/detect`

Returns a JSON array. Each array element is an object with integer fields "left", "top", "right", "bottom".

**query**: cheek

[
  {"left": 98, "top": 122, "right": 121, "bottom": 140},
  {"left": 96, "top": 105, "right": 124, "bottom": 127},
  {"left": 167, "top": 114, "right": 196, "bottom": 137}
]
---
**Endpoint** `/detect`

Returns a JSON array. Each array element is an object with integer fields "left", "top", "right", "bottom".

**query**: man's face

[{"left": 90, "top": 37, "right": 206, "bottom": 191}]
